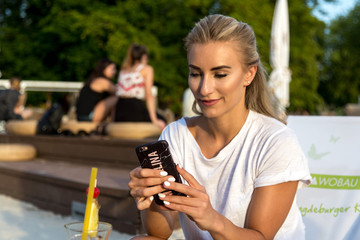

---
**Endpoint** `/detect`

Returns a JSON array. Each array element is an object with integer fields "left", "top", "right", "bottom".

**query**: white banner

[{"left": 288, "top": 116, "right": 360, "bottom": 240}]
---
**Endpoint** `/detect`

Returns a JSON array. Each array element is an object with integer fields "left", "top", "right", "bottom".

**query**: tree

[
  {"left": 319, "top": 3, "right": 360, "bottom": 107},
  {"left": 0, "top": 0, "right": 328, "bottom": 115},
  {"left": 287, "top": 0, "right": 325, "bottom": 113},
  {"left": 0, "top": 0, "right": 217, "bottom": 112},
  {"left": 220, "top": 0, "right": 326, "bottom": 114}
]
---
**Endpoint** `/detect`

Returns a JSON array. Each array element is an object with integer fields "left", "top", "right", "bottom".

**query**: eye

[
  {"left": 189, "top": 72, "right": 201, "bottom": 77},
  {"left": 215, "top": 73, "right": 227, "bottom": 78}
]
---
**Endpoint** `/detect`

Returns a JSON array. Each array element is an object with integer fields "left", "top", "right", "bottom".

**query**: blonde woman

[
  {"left": 115, "top": 43, "right": 166, "bottom": 129},
  {"left": 129, "top": 15, "right": 311, "bottom": 240}
]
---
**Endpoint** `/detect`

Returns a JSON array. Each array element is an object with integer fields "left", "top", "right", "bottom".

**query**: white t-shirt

[{"left": 159, "top": 111, "right": 311, "bottom": 240}]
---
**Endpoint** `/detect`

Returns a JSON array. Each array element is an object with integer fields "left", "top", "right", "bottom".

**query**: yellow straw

[{"left": 82, "top": 167, "right": 98, "bottom": 240}]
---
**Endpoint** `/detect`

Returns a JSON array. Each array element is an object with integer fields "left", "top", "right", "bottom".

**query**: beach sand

[{"left": 0, "top": 194, "right": 185, "bottom": 240}]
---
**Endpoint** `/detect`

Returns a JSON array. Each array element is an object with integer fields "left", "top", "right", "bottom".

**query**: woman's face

[
  {"left": 187, "top": 41, "right": 256, "bottom": 119},
  {"left": 103, "top": 63, "right": 117, "bottom": 79}
]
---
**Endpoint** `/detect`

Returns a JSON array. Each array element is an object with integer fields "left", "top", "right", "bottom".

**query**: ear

[{"left": 244, "top": 65, "right": 257, "bottom": 87}]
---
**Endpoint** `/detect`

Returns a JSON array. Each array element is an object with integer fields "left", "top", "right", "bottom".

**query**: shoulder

[
  {"left": 249, "top": 111, "right": 298, "bottom": 145},
  {"left": 250, "top": 111, "right": 288, "bottom": 133},
  {"left": 250, "top": 112, "right": 311, "bottom": 188},
  {"left": 162, "top": 117, "right": 187, "bottom": 133},
  {"left": 91, "top": 77, "right": 114, "bottom": 88},
  {"left": 160, "top": 118, "right": 188, "bottom": 140},
  {"left": 141, "top": 64, "right": 153, "bottom": 74},
  {"left": 159, "top": 118, "right": 190, "bottom": 162},
  {"left": 93, "top": 77, "right": 111, "bottom": 83}
]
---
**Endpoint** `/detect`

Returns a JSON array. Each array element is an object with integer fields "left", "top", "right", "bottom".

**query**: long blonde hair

[{"left": 185, "top": 14, "right": 284, "bottom": 123}]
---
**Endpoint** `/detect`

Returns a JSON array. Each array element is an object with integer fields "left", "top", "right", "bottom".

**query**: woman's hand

[
  {"left": 129, "top": 167, "right": 180, "bottom": 238},
  {"left": 158, "top": 165, "right": 220, "bottom": 231},
  {"left": 153, "top": 119, "right": 166, "bottom": 130},
  {"left": 128, "top": 167, "right": 170, "bottom": 210}
]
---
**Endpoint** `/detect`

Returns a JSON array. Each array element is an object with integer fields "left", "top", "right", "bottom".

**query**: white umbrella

[
  {"left": 269, "top": 0, "right": 291, "bottom": 109},
  {"left": 182, "top": 88, "right": 198, "bottom": 117}
]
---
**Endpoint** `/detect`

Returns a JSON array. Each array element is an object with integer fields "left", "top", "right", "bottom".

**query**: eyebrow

[{"left": 188, "top": 64, "right": 231, "bottom": 71}]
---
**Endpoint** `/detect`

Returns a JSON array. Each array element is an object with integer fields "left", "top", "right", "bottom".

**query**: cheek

[
  {"left": 219, "top": 77, "right": 243, "bottom": 93},
  {"left": 188, "top": 78, "right": 199, "bottom": 93},
  {"left": 217, "top": 77, "right": 245, "bottom": 101},
  {"left": 104, "top": 68, "right": 110, "bottom": 76},
  {"left": 105, "top": 65, "right": 116, "bottom": 77}
]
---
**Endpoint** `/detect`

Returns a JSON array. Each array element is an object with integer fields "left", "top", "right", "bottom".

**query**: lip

[{"left": 199, "top": 99, "right": 220, "bottom": 107}]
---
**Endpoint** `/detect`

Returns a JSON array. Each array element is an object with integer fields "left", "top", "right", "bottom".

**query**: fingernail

[
  {"left": 168, "top": 177, "right": 176, "bottom": 182},
  {"left": 164, "top": 181, "right": 171, "bottom": 187},
  {"left": 163, "top": 201, "right": 170, "bottom": 205},
  {"left": 177, "top": 163, "right": 182, "bottom": 169},
  {"left": 158, "top": 193, "right": 166, "bottom": 198},
  {"left": 149, "top": 196, "right": 154, "bottom": 202},
  {"left": 160, "top": 171, "right": 168, "bottom": 176}
]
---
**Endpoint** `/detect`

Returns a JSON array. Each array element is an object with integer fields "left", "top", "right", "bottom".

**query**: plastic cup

[{"left": 64, "top": 222, "right": 112, "bottom": 240}]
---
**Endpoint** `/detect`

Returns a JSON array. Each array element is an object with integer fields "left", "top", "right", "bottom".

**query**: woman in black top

[
  {"left": 76, "top": 59, "right": 117, "bottom": 123},
  {"left": 0, "top": 76, "right": 27, "bottom": 121}
]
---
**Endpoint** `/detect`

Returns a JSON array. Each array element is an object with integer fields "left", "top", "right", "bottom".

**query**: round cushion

[
  {"left": 0, "top": 144, "right": 37, "bottom": 161},
  {"left": 106, "top": 122, "right": 162, "bottom": 139},
  {"left": 60, "top": 121, "right": 98, "bottom": 134},
  {"left": 6, "top": 120, "right": 38, "bottom": 135}
]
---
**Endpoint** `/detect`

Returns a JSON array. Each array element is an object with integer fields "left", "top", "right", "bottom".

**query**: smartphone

[{"left": 135, "top": 140, "right": 186, "bottom": 205}]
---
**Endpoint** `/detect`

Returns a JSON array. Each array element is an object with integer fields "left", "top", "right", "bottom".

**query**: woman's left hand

[{"left": 158, "top": 165, "right": 220, "bottom": 231}]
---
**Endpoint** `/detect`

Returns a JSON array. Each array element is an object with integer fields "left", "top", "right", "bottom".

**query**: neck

[{"left": 201, "top": 106, "right": 249, "bottom": 143}]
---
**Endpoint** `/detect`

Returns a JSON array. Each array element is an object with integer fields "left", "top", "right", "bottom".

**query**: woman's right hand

[
  {"left": 128, "top": 167, "right": 170, "bottom": 210},
  {"left": 153, "top": 119, "right": 166, "bottom": 130}
]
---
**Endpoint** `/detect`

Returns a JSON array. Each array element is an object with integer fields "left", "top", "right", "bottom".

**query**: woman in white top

[
  {"left": 128, "top": 15, "right": 311, "bottom": 240},
  {"left": 114, "top": 43, "right": 166, "bottom": 130}
]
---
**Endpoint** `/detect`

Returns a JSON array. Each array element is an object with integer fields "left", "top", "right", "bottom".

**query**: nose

[{"left": 198, "top": 74, "right": 214, "bottom": 96}]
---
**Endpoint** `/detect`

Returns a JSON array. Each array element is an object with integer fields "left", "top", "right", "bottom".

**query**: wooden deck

[{"left": 0, "top": 134, "right": 156, "bottom": 234}]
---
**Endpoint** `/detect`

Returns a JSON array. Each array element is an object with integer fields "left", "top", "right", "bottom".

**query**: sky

[{"left": 312, "top": 0, "right": 359, "bottom": 23}]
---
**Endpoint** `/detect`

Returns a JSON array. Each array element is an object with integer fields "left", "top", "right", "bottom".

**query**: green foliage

[
  {"left": 287, "top": 0, "right": 325, "bottom": 113},
  {"left": 217, "top": 0, "right": 274, "bottom": 70},
  {"left": 0, "top": 0, "right": 329, "bottom": 115},
  {"left": 220, "top": 0, "right": 326, "bottom": 114},
  {"left": 319, "top": 3, "right": 360, "bottom": 107}
]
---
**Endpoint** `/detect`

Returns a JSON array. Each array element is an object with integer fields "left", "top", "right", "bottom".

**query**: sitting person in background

[
  {"left": 76, "top": 59, "right": 118, "bottom": 123},
  {"left": 0, "top": 76, "right": 31, "bottom": 121},
  {"left": 37, "top": 93, "right": 71, "bottom": 135},
  {"left": 114, "top": 43, "right": 166, "bottom": 130}
]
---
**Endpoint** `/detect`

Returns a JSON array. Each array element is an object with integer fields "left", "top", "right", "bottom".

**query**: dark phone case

[{"left": 135, "top": 140, "right": 186, "bottom": 205}]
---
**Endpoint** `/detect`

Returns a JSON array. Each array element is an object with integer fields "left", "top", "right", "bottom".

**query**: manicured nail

[
  {"left": 163, "top": 201, "right": 170, "bottom": 205},
  {"left": 164, "top": 181, "right": 171, "bottom": 187},
  {"left": 149, "top": 196, "right": 154, "bottom": 202},
  {"left": 168, "top": 177, "right": 176, "bottom": 182},
  {"left": 158, "top": 193, "right": 166, "bottom": 198},
  {"left": 160, "top": 171, "right": 168, "bottom": 176}
]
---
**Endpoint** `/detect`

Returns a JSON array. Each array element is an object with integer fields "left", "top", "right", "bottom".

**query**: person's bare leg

[{"left": 92, "top": 96, "right": 118, "bottom": 123}]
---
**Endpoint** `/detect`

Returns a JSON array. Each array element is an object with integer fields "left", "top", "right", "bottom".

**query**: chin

[{"left": 201, "top": 110, "right": 221, "bottom": 119}]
